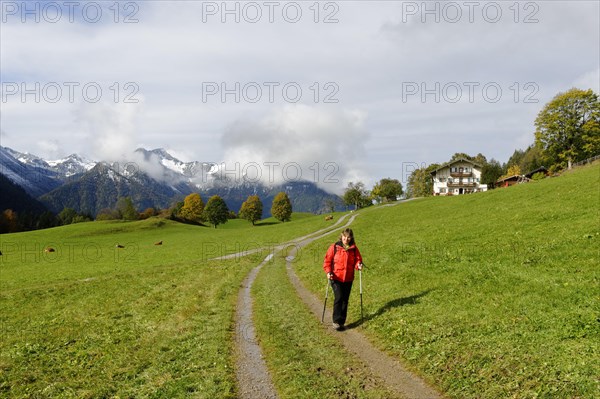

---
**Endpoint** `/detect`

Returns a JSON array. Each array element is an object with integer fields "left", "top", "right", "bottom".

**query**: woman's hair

[{"left": 339, "top": 228, "right": 355, "bottom": 245}]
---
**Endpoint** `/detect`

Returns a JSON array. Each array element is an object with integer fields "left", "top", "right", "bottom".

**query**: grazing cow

[
  {"left": 44, "top": 247, "right": 56, "bottom": 253},
  {"left": 154, "top": 241, "right": 163, "bottom": 246},
  {"left": 115, "top": 244, "right": 125, "bottom": 249},
  {"left": 325, "top": 215, "right": 333, "bottom": 221}
]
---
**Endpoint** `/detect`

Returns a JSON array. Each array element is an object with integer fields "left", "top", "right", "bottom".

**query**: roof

[
  {"left": 430, "top": 158, "right": 483, "bottom": 175},
  {"left": 496, "top": 175, "right": 531, "bottom": 184},
  {"left": 524, "top": 166, "right": 547, "bottom": 179},
  {"left": 496, "top": 174, "right": 521, "bottom": 183}
]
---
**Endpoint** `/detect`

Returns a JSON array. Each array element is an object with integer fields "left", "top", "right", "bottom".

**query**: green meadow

[
  {"left": 294, "top": 162, "right": 600, "bottom": 398},
  {"left": 0, "top": 213, "right": 332, "bottom": 398},
  {"left": 1, "top": 163, "right": 598, "bottom": 398}
]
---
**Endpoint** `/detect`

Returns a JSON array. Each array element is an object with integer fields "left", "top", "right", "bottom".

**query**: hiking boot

[{"left": 332, "top": 323, "right": 345, "bottom": 331}]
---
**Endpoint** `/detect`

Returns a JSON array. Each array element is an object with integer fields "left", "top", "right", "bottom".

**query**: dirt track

[{"left": 232, "top": 208, "right": 445, "bottom": 398}]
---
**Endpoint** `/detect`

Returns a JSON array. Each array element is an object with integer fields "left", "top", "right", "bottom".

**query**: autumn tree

[
  {"left": 0, "top": 209, "right": 19, "bottom": 233},
  {"left": 371, "top": 178, "right": 403, "bottom": 202},
  {"left": 500, "top": 165, "right": 522, "bottom": 180},
  {"left": 203, "top": 195, "right": 229, "bottom": 228},
  {"left": 179, "top": 193, "right": 204, "bottom": 223},
  {"left": 239, "top": 195, "right": 263, "bottom": 225},
  {"left": 271, "top": 192, "right": 292, "bottom": 222},
  {"left": 535, "top": 88, "right": 600, "bottom": 170}
]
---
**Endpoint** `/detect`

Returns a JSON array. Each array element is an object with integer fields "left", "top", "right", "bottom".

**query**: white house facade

[{"left": 430, "top": 159, "right": 488, "bottom": 195}]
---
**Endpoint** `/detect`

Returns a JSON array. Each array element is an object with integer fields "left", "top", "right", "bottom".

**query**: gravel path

[
  {"left": 232, "top": 209, "right": 444, "bottom": 399},
  {"left": 232, "top": 215, "right": 352, "bottom": 398}
]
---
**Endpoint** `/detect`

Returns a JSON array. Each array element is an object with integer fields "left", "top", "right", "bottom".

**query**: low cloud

[
  {"left": 219, "top": 105, "right": 371, "bottom": 194},
  {"left": 77, "top": 101, "right": 143, "bottom": 163}
]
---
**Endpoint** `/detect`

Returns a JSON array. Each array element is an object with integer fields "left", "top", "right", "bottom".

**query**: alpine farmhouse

[{"left": 430, "top": 158, "right": 488, "bottom": 195}]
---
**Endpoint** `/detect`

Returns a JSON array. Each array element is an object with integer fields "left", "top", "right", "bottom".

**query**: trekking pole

[
  {"left": 359, "top": 265, "right": 364, "bottom": 324},
  {"left": 321, "top": 275, "right": 330, "bottom": 323}
]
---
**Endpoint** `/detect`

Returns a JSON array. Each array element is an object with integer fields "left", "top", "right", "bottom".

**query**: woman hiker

[{"left": 323, "top": 228, "right": 363, "bottom": 331}]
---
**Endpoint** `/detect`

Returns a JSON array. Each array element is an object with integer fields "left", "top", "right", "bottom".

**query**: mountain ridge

[{"left": 1, "top": 146, "right": 343, "bottom": 217}]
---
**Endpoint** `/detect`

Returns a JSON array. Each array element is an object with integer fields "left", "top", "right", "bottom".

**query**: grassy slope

[
  {"left": 294, "top": 163, "right": 599, "bottom": 398},
  {"left": 0, "top": 213, "right": 330, "bottom": 398}
]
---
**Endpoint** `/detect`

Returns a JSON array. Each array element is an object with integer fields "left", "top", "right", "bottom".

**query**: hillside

[
  {"left": 0, "top": 173, "right": 48, "bottom": 215},
  {"left": 294, "top": 162, "right": 600, "bottom": 398}
]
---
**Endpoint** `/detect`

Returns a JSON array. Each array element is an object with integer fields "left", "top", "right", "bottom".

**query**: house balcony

[
  {"left": 447, "top": 182, "right": 477, "bottom": 188},
  {"left": 450, "top": 172, "right": 473, "bottom": 178}
]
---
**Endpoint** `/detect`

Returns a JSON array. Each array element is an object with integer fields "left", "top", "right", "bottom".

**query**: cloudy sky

[{"left": 1, "top": 0, "right": 598, "bottom": 193}]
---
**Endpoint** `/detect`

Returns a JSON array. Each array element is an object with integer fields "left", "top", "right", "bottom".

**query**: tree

[
  {"left": 325, "top": 198, "right": 336, "bottom": 213},
  {"left": 519, "top": 145, "right": 545, "bottom": 175},
  {"left": 36, "top": 211, "right": 58, "bottom": 230},
  {"left": 535, "top": 88, "right": 600, "bottom": 170},
  {"left": 139, "top": 207, "right": 158, "bottom": 220},
  {"left": 58, "top": 207, "right": 78, "bottom": 225},
  {"left": 450, "top": 152, "right": 474, "bottom": 162},
  {"left": 406, "top": 164, "right": 439, "bottom": 198},
  {"left": 343, "top": 182, "right": 371, "bottom": 209},
  {"left": 500, "top": 164, "right": 522, "bottom": 180},
  {"left": 203, "top": 195, "right": 229, "bottom": 228},
  {"left": 506, "top": 149, "right": 526, "bottom": 169},
  {"left": 239, "top": 195, "right": 263, "bottom": 225},
  {"left": 179, "top": 193, "right": 204, "bottom": 223},
  {"left": 96, "top": 208, "right": 120, "bottom": 221},
  {"left": 473, "top": 153, "right": 488, "bottom": 166},
  {"left": 0, "top": 209, "right": 19, "bottom": 233},
  {"left": 170, "top": 200, "right": 184, "bottom": 220},
  {"left": 371, "top": 178, "right": 403, "bottom": 202},
  {"left": 116, "top": 197, "right": 138, "bottom": 221},
  {"left": 271, "top": 192, "right": 293, "bottom": 222},
  {"left": 480, "top": 159, "right": 504, "bottom": 188}
]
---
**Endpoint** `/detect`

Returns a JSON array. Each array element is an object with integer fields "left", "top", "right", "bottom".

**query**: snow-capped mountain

[
  {"left": 2, "top": 146, "right": 51, "bottom": 169},
  {"left": 1, "top": 146, "right": 96, "bottom": 178},
  {"left": 0, "top": 146, "right": 62, "bottom": 197},
  {"left": 134, "top": 147, "right": 215, "bottom": 184},
  {"left": 2, "top": 146, "right": 343, "bottom": 217},
  {"left": 40, "top": 162, "right": 187, "bottom": 216},
  {"left": 47, "top": 154, "right": 96, "bottom": 177}
]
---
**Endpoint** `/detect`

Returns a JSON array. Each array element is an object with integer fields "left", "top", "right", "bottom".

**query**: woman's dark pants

[{"left": 331, "top": 280, "right": 353, "bottom": 326}]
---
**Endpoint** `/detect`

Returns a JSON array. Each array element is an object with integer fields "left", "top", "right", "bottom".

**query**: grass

[
  {"left": 0, "top": 213, "right": 337, "bottom": 291},
  {"left": 2, "top": 163, "right": 598, "bottom": 398},
  {"left": 252, "top": 256, "right": 399, "bottom": 398},
  {"left": 294, "top": 163, "right": 600, "bottom": 398},
  {"left": 0, "top": 213, "right": 332, "bottom": 398}
]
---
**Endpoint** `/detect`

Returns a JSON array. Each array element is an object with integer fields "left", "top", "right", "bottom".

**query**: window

[{"left": 440, "top": 188, "right": 446, "bottom": 193}]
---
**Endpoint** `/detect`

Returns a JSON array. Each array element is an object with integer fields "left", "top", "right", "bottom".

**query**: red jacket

[{"left": 323, "top": 242, "right": 363, "bottom": 283}]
